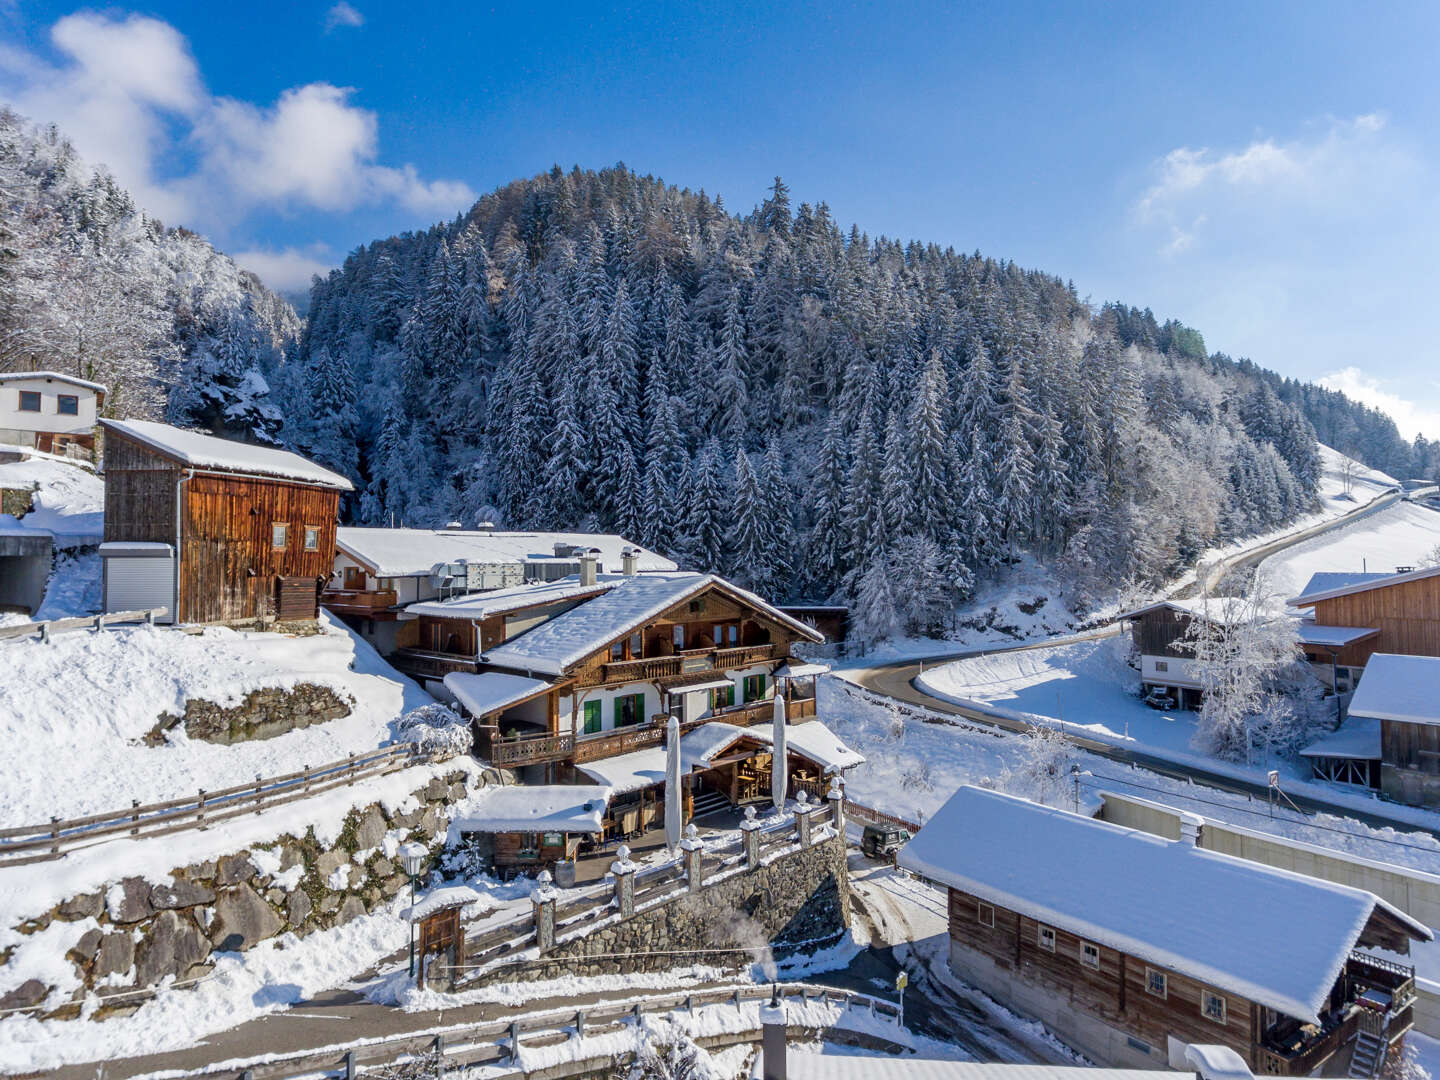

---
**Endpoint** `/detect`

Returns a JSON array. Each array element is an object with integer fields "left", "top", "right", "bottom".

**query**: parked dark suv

[{"left": 861, "top": 824, "right": 911, "bottom": 858}]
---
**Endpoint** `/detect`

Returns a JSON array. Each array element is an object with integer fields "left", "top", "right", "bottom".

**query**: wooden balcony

[
  {"left": 391, "top": 648, "right": 479, "bottom": 681},
  {"left": 483, "top": 728, "right": 575, "bottom": 768},
  {"left": 321, "top": 587, "right": 399, "bottom": 617},
  {"left": 593, "top": 643, "right": 778, "bottom": 686},
  {"left": 787, "top": 696, "right": 817, "bottom": 721}
]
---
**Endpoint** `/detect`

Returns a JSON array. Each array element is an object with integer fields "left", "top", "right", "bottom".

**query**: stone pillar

[
  {"left": 827, "top": 774, "right": 845, "bottom": 834},
  {"left": 741, "top": 806, "right": 762, "bottom": 871},
  {"left": 681, "top": 823, "right": 704, "bottom": 893},
  {"left": 610, "top": 844, "right": 636, "bottom": 918},
  {"left": 531, "top": 869, "right": 558, "bottom": 954},
  {"left": 793, "top": 790, "right": 812, "bottom": 848}
]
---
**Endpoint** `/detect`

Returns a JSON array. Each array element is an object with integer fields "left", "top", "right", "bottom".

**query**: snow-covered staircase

[
  {"left": 1348, "top": 1031, "right": 1385, "bottom": 1078},
  {"left": 691, "top": 789, "right": 731, "bottom": 819}
]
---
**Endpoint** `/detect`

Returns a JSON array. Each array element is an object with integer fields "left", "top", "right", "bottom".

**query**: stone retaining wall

[
  {"left": 147, "top": 683, "right": 353, "bottom": 745},
  {"left": 494, "top": 832, "right": 849, "bottom": 983},
  {"left": 0, "top": 768, "right": 470, "bottom": 1018}
]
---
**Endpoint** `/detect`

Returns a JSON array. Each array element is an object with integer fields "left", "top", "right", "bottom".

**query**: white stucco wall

[
  {"left": 1140, "top": 653, "right": 1202, "bottom": 689},
  {"left": 0, "top": 375, "right": 99, "bottom": 437}
]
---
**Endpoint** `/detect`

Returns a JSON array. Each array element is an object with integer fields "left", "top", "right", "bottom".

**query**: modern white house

[{"left": 0, "top": 371, "right": 106, "bottom": 455}]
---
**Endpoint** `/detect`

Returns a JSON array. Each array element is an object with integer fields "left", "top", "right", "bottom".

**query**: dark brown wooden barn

[{"left": 100, "top": 419, "right": 352, "bottom": 626}]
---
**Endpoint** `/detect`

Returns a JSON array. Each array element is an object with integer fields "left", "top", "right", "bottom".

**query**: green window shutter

[
  {"left": 583, "top": 700, "right": 601, "bottom": 734},
  {"left": 614, "top": 696, "right": 624, "bottom": 726}
]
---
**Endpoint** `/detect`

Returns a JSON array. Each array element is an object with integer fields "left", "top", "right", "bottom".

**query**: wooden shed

[{"left": 99, "top": 419, "right": 353, "bottom": 626}]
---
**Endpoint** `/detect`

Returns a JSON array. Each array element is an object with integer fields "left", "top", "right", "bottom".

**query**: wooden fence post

[
  {"left": 347, "top": 752, "right": 356, "bottom": 786},
  {"left": 254, "top": 775, "right": 263, "bottom": 814},
  {"left": 344, "top": 1049, "right": 355, "bottom": 1079},
  {"left": 130, "top": 799, "right": 140, "bottom": 837},
  {"left": 302, "top": 764, "right": 311, "bottom": 795},
  {"left": 49, "top": 816, "right": 59, "bottom": 856},
  {"left": 574, "top": 1009, "right": 585, "bottom": 1039},
  {"left": 508, "top": 1021, "right": 521, "bottom": 1064},
  {"left": 433, "top": 1033, "right": 445, "bottom": 1080},
  {"left": 196, "top": 789, "right": 206, "bottom": 829}
]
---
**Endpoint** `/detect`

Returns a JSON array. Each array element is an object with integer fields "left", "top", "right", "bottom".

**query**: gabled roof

[
  {"left": 1290, "top": 565, "right": 1440, "bottom": 607},
  {"left": 442, "top": 672, "right": 553, "bottom": 718},
  {"left": 0, "top": 370, "right": 107, "bottom": 402},
  {"left": 1117, "top": 598, "right": 1258, "bottom": 628},
  {"left": 481, "top": 572, "right": 824, "bottom": 676},
  {"left": 101, "top": 419, "right": 353, "bottom": 490},
  {"left": 406, "top": 578, "right": 612, "bottom": 619},
  {"left": 898, "top": 785, "right": 1429, "bottom": 1024},
  {"left": 336, "top": 526, "right": 675, "bottom": 577},
  {"left": 1347, "top": 653, "right": 1440, "bottom": 726},
  {"left": 450, "top": 785, "right": 611, "bottom": 834}
]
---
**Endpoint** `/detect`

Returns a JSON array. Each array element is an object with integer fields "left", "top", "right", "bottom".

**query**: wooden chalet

[
  {"left": 451, "top": 785, "right": 610, "bottom": 876},
  {"left": 99, "top": 419, "right": 352, "bottom": 625},
  {"left": 1121, "top": 601, "right": 1241, "bottom": 709},
  {"left": 900, "top": 786, "right": 1430, "bottom": 1076},
  {"left": 1289, "top": 568, "right": 1440, "bottom": 676}
]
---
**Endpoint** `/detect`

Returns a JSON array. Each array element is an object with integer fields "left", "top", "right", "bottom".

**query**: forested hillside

[
  {"left": 298, "top": 165, "right": 1324, "bottom": 635},
  {"left": 0, "top": 111, "right": 298, "bottom": 440}
]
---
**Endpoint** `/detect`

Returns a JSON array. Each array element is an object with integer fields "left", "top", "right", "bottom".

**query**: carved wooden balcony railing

[{"left": 593, "top": 643, "right": 778, "bottom": 687}]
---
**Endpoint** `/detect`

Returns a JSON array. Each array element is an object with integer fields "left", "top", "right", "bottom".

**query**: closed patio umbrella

[
  {"left": 665, "top": 712, "right": 683, "bottom": 850},
  {"left": 771, "top": 692, "right": 788, "bottom": 813}
]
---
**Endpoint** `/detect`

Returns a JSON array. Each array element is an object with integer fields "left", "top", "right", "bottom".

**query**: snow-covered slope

[
  {"left": 0, "top": 454, "right": 103, "bottom": 546},
  {"left": 1315, "top": 443, "right": 1398, "bottom": 509},
  {"left": 0, "top": 613, "right": 431, "bottom": 826},
  {"left": 1258, "top": 500, "right": 1440, "bottom": 602}
]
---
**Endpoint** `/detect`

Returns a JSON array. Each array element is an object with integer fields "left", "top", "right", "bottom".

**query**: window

[
  {"left": 271, "top": 522, "right": 288, "bottom": 549},
  {"left": 1037, "top": 925, "right": 1056, "bottom": 952},
  {"left": 673, "top": 625, "right": 687, "bottom": 650},
  {"left": 582, "top": 700, "right": 602, "bottom": 735},
  {"left": 56, "top": 394, "right": 78, "bottom": 416},
  {"left": 303, "top": 526, "right": 320, "bottom": 552},
  {"left": 17, "top": 391, "right": 40, "bottom": 412},
  {"left": 1155, "top": 660, "right": 1169, "bottom": 672},
  {"left": 1202, "top": 990, "right": 1226, "bottom": 1025},
  {"left": 1146, "top": 968, "right": 1167, "bottom": 999},
  {"left": 977, "top": 903, "right": 995, "bottom": 927},
  {"left": 629, "top": 631, "right": 642, "bottom": 658},
  {"left": 1081, "top": 942, "right": 1100, "bottom": 970},
  {"left": 614, "top": 692, "right": 645, "bottom": 728},
  {"left": 742, "top": 673, "right": 767, "bottom": 703},
  {"left": 611, "top": 641, "right": 625, "bottom": 661},
  {"left": 689, "top": 599, "right": 704, "bottom": 614},
  {"left": 710, "top": 684, "right": 735, "bottom": 711}
]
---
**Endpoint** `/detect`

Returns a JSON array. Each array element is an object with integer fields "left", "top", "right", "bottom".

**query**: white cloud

[
  {"left": 231, "top": 246, "right": 334, "bottom": 293},
  {"left": 0, "top": 10, "right": 473, "bottom": 230},
  {"left": 1133, "top": 114, "right": 1410, "bottom": 254},
  {"left": 324, "top": 3, "right": 365, "bottom": 32},
  {"left": 1320, "top": 367, "right": 1440, "bottom": 442}
]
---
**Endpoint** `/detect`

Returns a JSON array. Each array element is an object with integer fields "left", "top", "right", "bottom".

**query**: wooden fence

[
  {"left": 0, "top": 606, "right": 168, "bottom": 644},
  {"left": 198, "top": 982, "right": 901, "bottom": 1080},
  {"left": 0, "top": 744, "right": 430, "bottom": 867}
]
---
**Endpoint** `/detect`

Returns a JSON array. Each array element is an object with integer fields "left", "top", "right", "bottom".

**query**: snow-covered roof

[
  {"left": 451, "top": 785, "right": 611, "bottom": 834},
  {"left": 1299, "top": 717, "right": 1381, "bottom": 761},
  {"left": 573, "top": 719, "right": 862, "bottom": 792},
  {"left": 482, "top": 572, "right": 824, "bottom": 675},
  {"left": 1117, "top": 599, "right": 1257, "bottom": 628},
  {"left": 898, "top": 785, "right": 1429, "bottom": 1023},
  {"left": 1296, "top": 624, "right": 1380, "bottom": 648},
  {"left": 1347, "top": 654, "right": 1440, "bottom": 725},
  {"left": 405, "top": 577, "right": 612, "bottom": 619},
  {"left": 774, "top": 661, "right": 831, "bottom": 678},
  {"left": 0, "top": 370, "right": 107, "bottom": 399},
  {"left": 336, "top": 527, "right": 675, "bottom": 578},
  {"left": 1291, "top": 565, "right": 1440, "bottom": 607},
  {"left": 400, "top": 884, "right": 494, "bottom": 921},
  {"left": 1297, "top": 572, "right": 1393, "bottom": 600},
  {"left": 443, "top": 672, "right": 552, "bottom": 718},
  {"left": 779, "top": 1054, "right": 1186, "bottom": 1080},
  {"left": 100, "top": 419, "right": 353, "bottom": 491}
]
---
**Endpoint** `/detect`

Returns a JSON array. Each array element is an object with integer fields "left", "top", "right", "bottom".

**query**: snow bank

[{"left": 0, "top": 455, "right": 103, "bottom": 545}]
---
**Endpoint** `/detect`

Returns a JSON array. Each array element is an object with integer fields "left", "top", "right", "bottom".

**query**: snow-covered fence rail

[
  {"left": 188, "top": 982, "right": 903, "bottom": 1080},
  {"left": 0, "top": 744, "right": 431, "bottom": 866},
  {"left": 0, "top": 606, "right": 167, "bottom": 644},
  {"left": 846, "top": 799, "right": 923, "bottom": 833}
]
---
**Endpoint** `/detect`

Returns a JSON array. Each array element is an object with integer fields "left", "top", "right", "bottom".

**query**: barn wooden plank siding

[
  {"left": 101, "top": 427, "right": 342, "bottom": 625},
  {"left": 1131, "top": 607, "right": 1199, "bottom": 659},
  {"left": 1307, "top": 575, "right": 1440, "bottom": 666}
]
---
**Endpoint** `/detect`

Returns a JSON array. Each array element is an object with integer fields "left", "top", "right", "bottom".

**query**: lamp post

[{"left": 398, "top": 841, "right": 428, "bottom": 978}]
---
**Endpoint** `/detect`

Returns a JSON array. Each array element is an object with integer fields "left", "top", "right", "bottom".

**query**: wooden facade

[
  {"left": 102, "top": 427, "right": 341, "bottom": 625},
  {"left": 946, "top": 886, "right": 1417, "bottom": 1075},
  {"left": 1130, "top": 606, "right": 1199, "bottom": 660},
  {"left": 1300, "top": 573, "right": 1440, "bottom": 667}
]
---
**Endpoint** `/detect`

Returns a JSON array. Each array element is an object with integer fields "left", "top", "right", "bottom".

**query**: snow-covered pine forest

[
  {"left": 0, "top": 111, "right": 297, "bottom": 439},
  {"left": 296, "top": 166, "right": 1329, "bottom": 633}
]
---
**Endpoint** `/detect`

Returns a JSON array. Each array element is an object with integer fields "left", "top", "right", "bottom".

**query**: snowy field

[
  {"left": 0, "top": 612, "right": 432, "bottom": 826},
  {"left": 1257, "top": 499, "right": 1440, "bottom": 602}
]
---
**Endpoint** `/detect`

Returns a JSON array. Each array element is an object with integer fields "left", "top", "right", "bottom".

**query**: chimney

[
  {"left": 579, "top": 550, "right": 598, "bottom": 587},
  {"left": 443, "top": 521, "right": 463, "bottom": 531},
  {"left": 760, "top": 984, "right": 786, "bottom": 1080},
  {"left": 622, "top": 547, "right": 638, "bottom": 577},
  {"left": 1179, "top": 812, "right": 1204, "bottom": 847},
  {"left": 474, "top": 520, "right": 495, "bottom": 533}
]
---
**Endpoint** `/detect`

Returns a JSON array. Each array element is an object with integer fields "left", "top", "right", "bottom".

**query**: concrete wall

[
  {"left": 1141, "top": 654, "right": 1203, "bottom": 690},
  {"left": 1097, "top": 791, "right": 1440, "bottom": 1035}
]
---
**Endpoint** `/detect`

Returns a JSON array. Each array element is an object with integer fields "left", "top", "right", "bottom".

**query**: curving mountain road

[{"left": 839, "top": 487, "right": 1430, "bottom": 833}]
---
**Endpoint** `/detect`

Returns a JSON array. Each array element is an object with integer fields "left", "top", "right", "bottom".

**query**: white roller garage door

[{"left": 101, "top": 542, "right": 175, "bottom": 623}]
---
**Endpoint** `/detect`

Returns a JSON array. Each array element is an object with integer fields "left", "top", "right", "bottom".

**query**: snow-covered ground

[
  {"left": 0, "top": 452, "right": 103, "bottom": 546},
  {"left": 1258, "top": 499, "right": 1440, "bottom": 603}
]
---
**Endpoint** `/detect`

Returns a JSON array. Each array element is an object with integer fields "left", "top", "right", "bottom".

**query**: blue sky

[{"left": 3, "top": 1, "right": 1439, "bottom": 437}]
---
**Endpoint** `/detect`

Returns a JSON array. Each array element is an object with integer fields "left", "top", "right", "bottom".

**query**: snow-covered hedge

[{"left": 397, "top": 704, "right": 473, "bottom": 756}]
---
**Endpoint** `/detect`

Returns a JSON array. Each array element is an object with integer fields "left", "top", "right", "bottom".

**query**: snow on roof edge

[
  {"left": 101, "top": 419, "right": 353, "bottom": 491},
  {"left": 1290, "top": 564, "right": 1440, "bottom": 607},
  {"left": 0, "top": 370, "right": 107, "bottom": 396}
]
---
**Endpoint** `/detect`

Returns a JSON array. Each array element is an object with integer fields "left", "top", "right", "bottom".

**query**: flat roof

[
  {"left": 336, "top": 527, "right": 675, "bottom": 578},
  {"left": 101, "top": 419, "right": 352, "bottom": 490},
  {"left": 443, "top": 672, "right": 552, "bottom": 718},
  {"left": 1347, "top": 653, "right": 1440, "bottom": 725},
  {"left": 451, "top": 785, "right": 611, "bottom": 834},
  {"left": 1296, "top": 624, "right": 1381, "bottom": 648},
  {"left": 1299, "top": 716, "right": 1381, "bottom": 761},
  {"left": 898, "top": 786, "right": 1429, "bottom": 1023}
]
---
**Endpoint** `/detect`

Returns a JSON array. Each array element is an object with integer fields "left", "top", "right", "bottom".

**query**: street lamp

[{"left": 399, "top": 841, "right": 428, "bottom": 978}]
